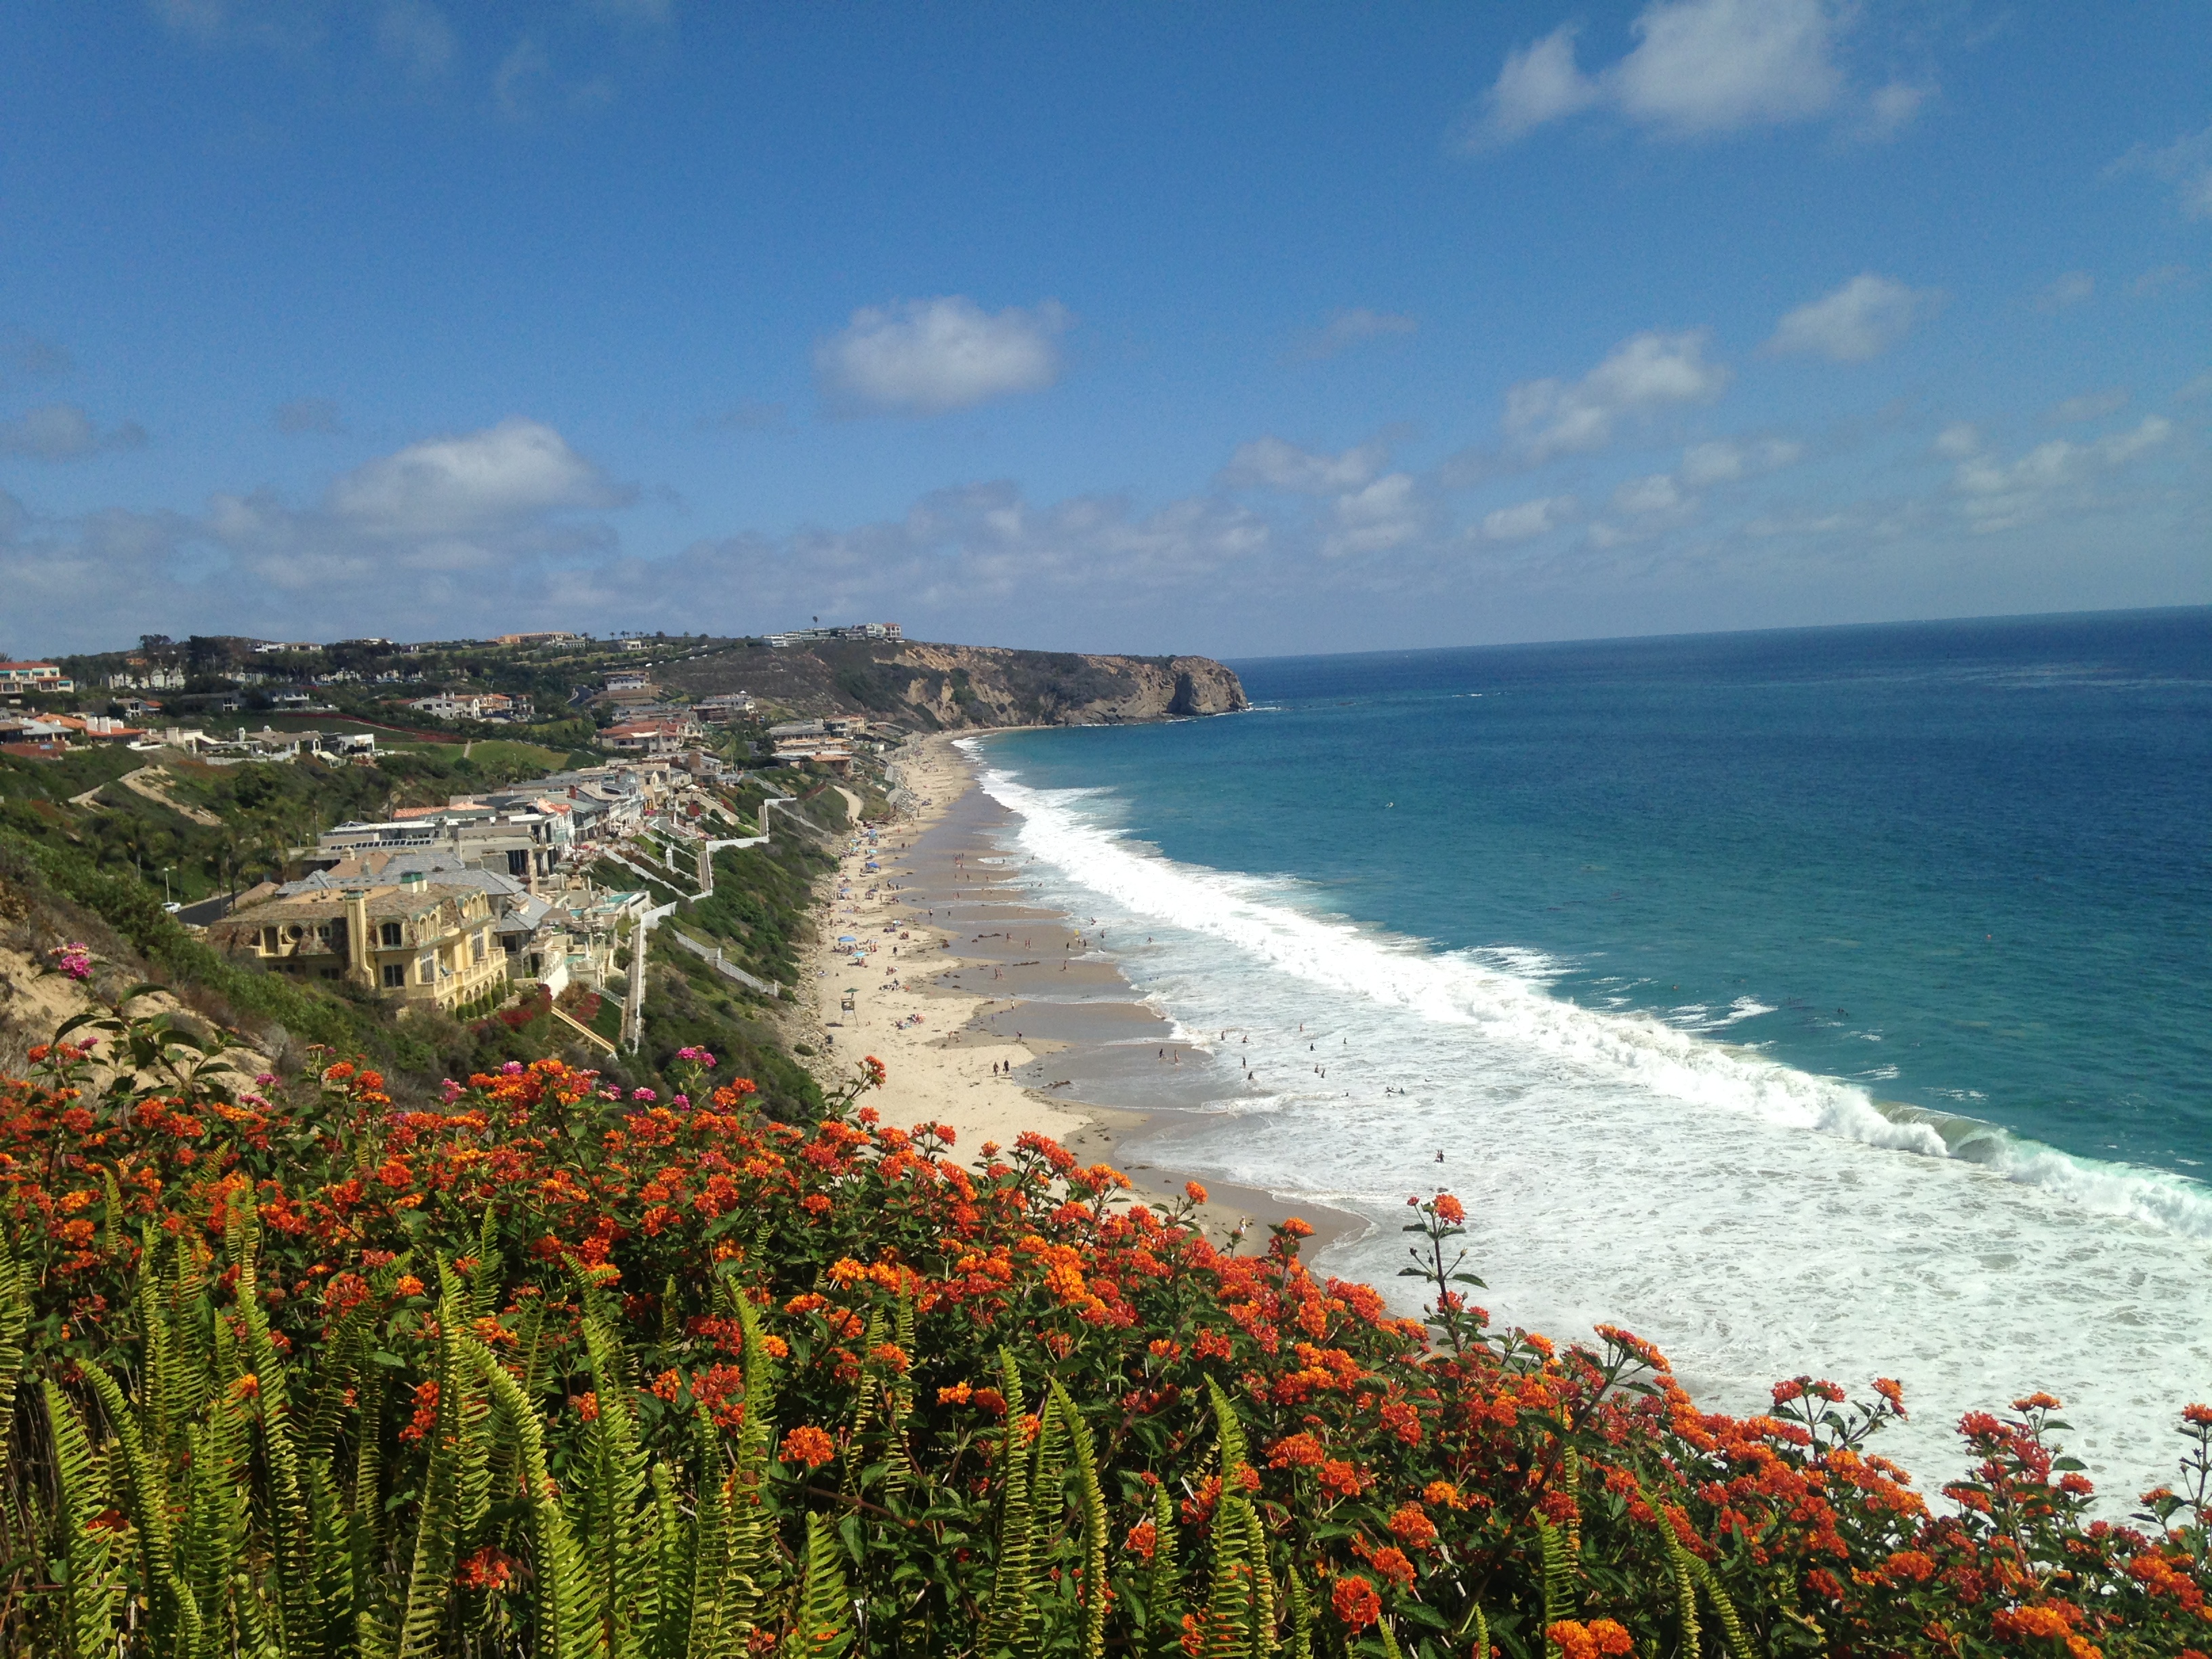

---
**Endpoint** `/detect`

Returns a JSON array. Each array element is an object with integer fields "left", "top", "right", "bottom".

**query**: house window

[
  {"left": 419, "top": 956, "right": 436, "bottom": 984},
  {"left": 315, "top": 924, "right": 331, "bottom": 943},
  {"left": 471, "top": 931, "right": 485, "bottom": 963},
  {"left": 380, "top": 921, "right": 403, "bottom": 947},
  {"left": 262, "top": 926, "right": 279, "bottom": 954},
  {"left": 382, "top": 964, "right": 407, "bottom": 989}
]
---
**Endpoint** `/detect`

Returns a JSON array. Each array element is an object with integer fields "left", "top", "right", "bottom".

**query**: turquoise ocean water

[{"left": 967, "top": 607, "right": 2212, "bottom": 1507}]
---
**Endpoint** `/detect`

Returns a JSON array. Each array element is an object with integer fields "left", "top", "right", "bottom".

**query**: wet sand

[{"left": 794, "top": 733, "right": 1368, "bottom": 1258}]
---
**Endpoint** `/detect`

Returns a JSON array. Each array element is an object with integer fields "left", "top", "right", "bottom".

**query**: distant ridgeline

[{"left": 658, "top": 638, "right": 1248, "bottom": 729}]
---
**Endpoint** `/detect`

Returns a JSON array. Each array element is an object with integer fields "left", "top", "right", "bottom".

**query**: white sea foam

[{"left": 970, "top": 756, "right": 2212, "bottom": 1509}]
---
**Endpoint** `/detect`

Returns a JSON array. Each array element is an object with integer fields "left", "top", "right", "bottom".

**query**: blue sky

[{"left": 2, "top": 0, "right": 2207, "bottom": 658}]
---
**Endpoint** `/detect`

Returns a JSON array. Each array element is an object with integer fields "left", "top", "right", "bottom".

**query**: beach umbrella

[{"left": 838, "top": 935, "right": 857, "bottom": 943}]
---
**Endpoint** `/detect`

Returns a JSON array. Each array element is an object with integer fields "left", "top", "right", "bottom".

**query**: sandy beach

[{"left": 788, "top": 733, "right": 1366, "bottom": 1255}]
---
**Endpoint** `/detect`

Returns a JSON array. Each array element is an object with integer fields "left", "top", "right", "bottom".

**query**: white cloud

[
  {"left": 322, "top": 417, "right": 625, "bottom": 535},
  {"left": 1612, "top": 472, "right": 1689, "bottom": 515},
  {"left": 1611, "top": 0, "right": 1842, "bottom": 136},
  {"left": 1467, "top": 25, "right": 1602, "bottom": 147},
  {"left": 1480, "top": 494, "right": 1579, "bottom": 542},
  {"left": 0, "top": 403, "right": 147, "bottom": 460},
  {"left": 377, "top": 1, "right": 454, "bottom": 80},
  {"left": 2131, "top": 265, "right": 2196, "bottom": 298},
  {"left": 1462, "top": 0, "right": 1900, "bottom": 147},
  {"left": 494, "top": 37, "right": 551, "bottom": 119},
  {"left": 1931, "top": 422, "right": 1982, "bottom": 459},
  {"left": 2042, "top": 388, "right": 2129, "bottom": 426},
  {"left": 1679, "top": 435, "right": 1803, "bottom": 485},
  {"left": 2177, "top": 371, "right": 2212, "bottom": 404},
  {"left": 1323, "top": 474, "right": 1432, "bottom": 558},
  {"left": 1858, "top": 81, "right": 1933, "bottom": 141},
  {"left": 1295, "top": 308, "right": 1420, "bottom": 360},
  {"left": 1766, "top": 274, "right": 1938, "bottom": 361},
  {"left": 815, "top": 296, "right": 1070, "bottom": 417},
  {"left": 2110, "top": 125, "right": 2212, "bottom": 222},
  {"left": 2034, "top": 271, "right": 2095, "bottom": 312},
  {"left": 1219, "top": 435, "right": 1389, "bottom": 494},
  {"left": 1946, "top": 416, "right": 2175, "bottom": 532},
  {"left": 1503, "top": 330, "right": 1732, "bottom": 461}
]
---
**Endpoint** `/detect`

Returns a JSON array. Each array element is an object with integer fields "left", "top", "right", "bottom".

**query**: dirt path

[{"left": 117, "top": 765, "right": 224, "bottom": 827}]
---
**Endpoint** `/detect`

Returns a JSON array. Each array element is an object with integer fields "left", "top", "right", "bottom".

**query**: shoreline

[{"left": 790, "top": 731, "right": 1369, "bottom": 1258}]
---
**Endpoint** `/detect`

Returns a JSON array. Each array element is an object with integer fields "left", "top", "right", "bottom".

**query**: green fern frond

[
  {"left": 649, "top": 1461, "right": 692, "bottom": 1659},
  {"left": 472, "top": 1334, "right": 596, "bottom": 1659},
  {"left": 1687, "top": 1552, "right": 1754, "bottom": 1659},
  {"left": 1198, "top": 1511, "right": 1254, "bottom": 1659},
  {"left": 1664, "top": 1530, "right": 1701, "bottom": 1659},
  {"left": 0, "top": 1231, "right": 31, "bottom": 1496},
  {"left": 983, "top": 1349, "right": 1036, "bottom": 1656},
  {"left": 230, "top": 1193, "right": 328, "bottom": 1659},
  {"left": 1146, "top": 1484, "right": 1186, "bottom": 1656},
  {"left": 1049, "top": 1382, "right": 1109, "bottom": 1659},
  {"left": 43, "top": 1379, "right": 124, "bottom": 1659},
  {"left": 1282, "top": 1563, "right": 1313, "bottom": 1659},
  {"left": 1451, "top": 1595, "right": 1490, "bottom": 1659},
  {"left": 394, "top": 1278, "right": 474, "bottom": 1659},
  {"left": 82, "top": 1361, "right": 189, "bottom": 1650},
  {"left": 781, "top": 1511, "right": 855, "bottom": 1659},
  {"left": 581, "top": 1304, "right": 654, "bottom": 1659},
  {"left": 1204, "top": 1376, "right": 1251, "bottom": 1481},
  {"left": 1535, "top": 1516, "right": 1574, "bottom": 1639},
  {"left": 1239, "top": 1497, "right": 1275, "bottom": 1658}
]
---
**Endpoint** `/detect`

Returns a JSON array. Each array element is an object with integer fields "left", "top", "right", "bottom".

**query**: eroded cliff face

[
  {"left": 665, "top": 638, "right": 1248, "bottom": 729},
  {"left": 869, "top": 644, "right": 1247, "bottom": 729}
]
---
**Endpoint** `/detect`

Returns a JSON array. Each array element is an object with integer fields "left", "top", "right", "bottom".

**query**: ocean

[{"left": 963, "top": 607, "right": 2212, "bottom": 1510}]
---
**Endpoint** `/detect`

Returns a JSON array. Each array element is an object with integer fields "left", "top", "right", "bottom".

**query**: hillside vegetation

[{"left": 0, "top": 995, "right": 2207, "bottom": 1658}]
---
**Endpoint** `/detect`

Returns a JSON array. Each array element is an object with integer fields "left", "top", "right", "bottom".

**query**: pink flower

[
  {"left": 502, "top": 1061, "right": 525, "bottom": 1076},
  {"left": 676, "top": 1046, "right": 716, "bottom": 1067},
  {"left": 672, "top": 1094, "right": 690, "bottom": 1109},
  {"left": 632, "top": 1088, "right": 657, "bottom": 1103},
  {"left": 255, "top": 1072, "right": 279, "bottom": 1087}
]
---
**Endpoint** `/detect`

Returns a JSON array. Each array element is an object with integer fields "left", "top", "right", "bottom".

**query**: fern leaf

[
  {"left": 1145, "top": 1484, "right": 1186, "bottom": 1658},
  {"left": 781, "top": 1511, "right": 855, "bottom": 1659},
  {"left": 1239, "top": 1497, "right": 1275, "bottom": 1658},
  {"left": 649, "top": 1461, "right": 692, "bottom": 1659},
  {"left": 394, "top": 1279, "right": 472, "bottom": 1659},
  {"left": 0, "top": 1231, "right": 31, "bottom": 1496},
  {"left": 1534, "top": 1516, "right": 1574, "bottom": 1638},
  {"left": 1664, "top": 1531, "right": 1701, "bottom": 1659},
  {"left": 581, "top": 1303, "right": 654, "bottom": 1659},
  {"left": 1282, "top": 1563, "right": 1313, "bottom": 1659},
  {"left": 43, "top": 1380, "right": 124, "bottom": 1659},
  {"left": 83, "top": 1362, "right": 188, "bottom": 1650},
  {"left": 983, "top": 1349, "right": 1035, "bottom": 1656},
  {"left": 472, "top": 1335, "right": 595, "bottom": 1659},
  {"left": 1689, "top": 1553, "right": 1754, "bottom": 1659},
  {"left": 1049, "top": 1382, "right": 1110, "bottom": 1659},
  {"left": 231, "top": 1194, "right": 327, "bottom": 1659}
]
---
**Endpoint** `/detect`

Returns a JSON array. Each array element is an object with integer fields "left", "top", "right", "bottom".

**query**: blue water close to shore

[
  {"left": 969, "top": 607, "right": 2212, "bottom": 1502},
  {"left": 991, "top": 607, "right": 2212, "bottom": 1179}
]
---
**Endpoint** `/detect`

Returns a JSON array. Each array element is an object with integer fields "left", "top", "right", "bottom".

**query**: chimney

[{"left": 342, "top": 889, "right": 373, "bottom": 986}]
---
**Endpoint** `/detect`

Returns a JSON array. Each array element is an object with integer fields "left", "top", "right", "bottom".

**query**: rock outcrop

[{"left": 665, "top": 640, "right": 1248, "bottom": 731}]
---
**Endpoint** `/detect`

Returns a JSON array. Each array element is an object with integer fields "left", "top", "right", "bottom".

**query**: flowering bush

[{"left": 0, "top": 1008, "right": 2207, "bottom": 1658}]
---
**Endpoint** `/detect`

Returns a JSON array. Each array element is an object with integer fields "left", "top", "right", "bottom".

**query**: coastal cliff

[{"left": 662, "top": 639, "right": 1247, "bottom": 730}]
